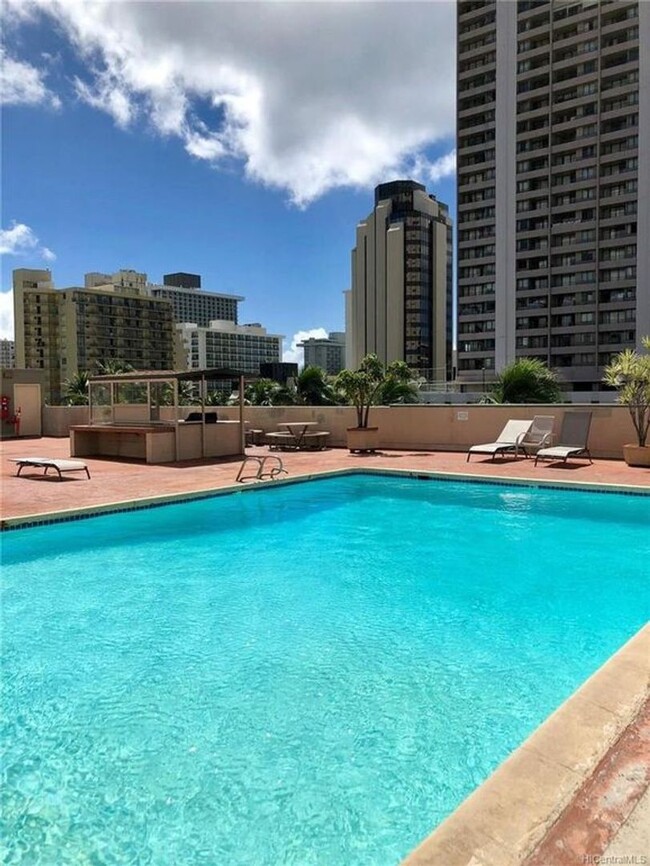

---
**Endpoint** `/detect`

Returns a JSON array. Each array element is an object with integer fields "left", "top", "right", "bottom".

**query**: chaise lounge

[
  {"left": 535, "top": 411, "right": 593, "bottom": 466},
  {"left": 467, "top": 419, "right": 532, "bottom": 461},
  {"left": 10, "top": 457, "right": 91, "bottom": 480},
  {"left": 519, "top": 415, "right": 555, "bottom": 458}
]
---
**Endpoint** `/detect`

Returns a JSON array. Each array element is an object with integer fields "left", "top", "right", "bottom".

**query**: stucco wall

[
  {"left": 43, "top": 406, "right": 90, "bottom": 437},
  {"left": 41, "top": 403, "right": 637, "bottom": 459},
  {"left": 215, "top": 404, "right": 637, "bottom": 460}
]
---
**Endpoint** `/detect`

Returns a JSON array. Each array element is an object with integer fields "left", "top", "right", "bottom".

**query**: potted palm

[
  {"left": 335, "top": 354, "right": 414, "bottom": 453},
  {"left": 603, "top": 336, "right": 650, "bottom": 467}
]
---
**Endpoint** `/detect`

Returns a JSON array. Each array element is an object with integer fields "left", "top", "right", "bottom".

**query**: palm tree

[
  {"left": 488, "top": 357, "right": 562, "bottom": 404},
  {"left": 376, "top": 376, "right": 419, "bottom": 405},
  {"left": 295, "top": 365, "right": 338, "bottom": 405},
  {"left": 94, "top": 359, "right": 134, "bottom": 375},
  {"left": 603, "top": 336, "right": 650, "bottom": 447},
  {"left": 62, "top": 371, "right": 90, "bottom": 405},
  {"left": 244, "top": 378, "right": 296, "bottom": 406},
  {"left": 335, "top": 354, "right": 415, "bottom": 427}
]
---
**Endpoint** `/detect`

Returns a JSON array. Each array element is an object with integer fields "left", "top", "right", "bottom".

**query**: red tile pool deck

[
  {"left": 1, "top": 436, "right": 648, "bottom": 523},
  {"left": 2, "top": 436, "right": 648, "bottom": 865}
]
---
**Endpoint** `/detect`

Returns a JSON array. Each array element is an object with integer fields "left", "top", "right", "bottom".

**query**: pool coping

[
  {"left": 2, "top": 464, "right": 649, "bottom": 529},
  {"left": 400, "top": 623, "right": 650, "bottom": 866}
]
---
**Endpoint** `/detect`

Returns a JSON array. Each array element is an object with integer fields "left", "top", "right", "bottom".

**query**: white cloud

[
  {"left": 0, "top": 47, "right": 61, "bottom": 108},
  {"left": 0, "top": 221, "right": 57, "bottom": 261},
  {"left": 74, "top": 74, "right": 133, "bottom": 127},
  {"left": 283, "top": 327, "right": 329, "bottom": 366},
  {"left": 413, "top": 149, "right": 457, "bottom": 185},
  {"left": 0, "top": 292, "right": 14, "bottom": 341},
  {"left": 6, "top": 0, "right": 456, "bottom": 205}
]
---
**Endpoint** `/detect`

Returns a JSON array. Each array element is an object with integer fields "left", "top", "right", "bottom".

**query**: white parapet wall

[{"left": 42, "top": 404, "right": 637, "bottom": 460}]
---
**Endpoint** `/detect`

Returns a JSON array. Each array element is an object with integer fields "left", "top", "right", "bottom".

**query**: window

[
  {"left": 599, "top": 266, "right": 636, "bottom": 282},
  {"left": 516, "top": 335, "right": 547, "bottom": 349}
]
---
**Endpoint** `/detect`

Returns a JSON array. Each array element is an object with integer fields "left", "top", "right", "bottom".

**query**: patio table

[{"left": 280, "top": 421, "right": 319, "bottom": 448}]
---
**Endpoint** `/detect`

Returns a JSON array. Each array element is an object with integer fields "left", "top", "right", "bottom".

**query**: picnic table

[
  {"left": 281, "top": 421, "right": 318, "bottom": 447},
  {"left": 265, "top": 422, "right": 330, "bottom": 451}
]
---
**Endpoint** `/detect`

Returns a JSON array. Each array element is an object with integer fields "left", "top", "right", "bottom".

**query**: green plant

[
  {"left": 295, "top": 365, "right": 338, "bottom": 406},
  {"left": 243, "top": 378, "right": 296, "bottom": 406},
  {"left": 62, "top": 370, "right": 90, "bottom": 405},
  {"left": 203, "top": 390, "right": 227, "bottom": 406},
  {"left": 335, "top": 354, "right": 414, "bottom": 428},
  {"left": 488, "top": 357, "right": 562, "bottom": 404},
  {"left": 93, "top": 359, "right": 134, "bottom": 375},
  {"left": 603, "top": 336, "right": 650, "bottom": 447}
]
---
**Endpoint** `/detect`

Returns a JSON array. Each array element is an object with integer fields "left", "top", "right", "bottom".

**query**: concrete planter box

[
  {"left": 346, "top": 426, "right": 379, "bottom": 453},
  {"left": 622, "top": 444, "right": 650, "bottom": 467}
]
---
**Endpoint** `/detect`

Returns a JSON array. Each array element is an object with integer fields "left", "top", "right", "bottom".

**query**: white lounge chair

[
  {"left": 535, "top": 412, "right": 593, "bottom": 466},
  {"left": 520, "top": 415, "right": 555, "bottom": 457},
  {"left": 467, "top": 419, "right": 532, "bottom": 462},
  {"left": 10, "top": 457, "right": 91, "bottom": 480}
]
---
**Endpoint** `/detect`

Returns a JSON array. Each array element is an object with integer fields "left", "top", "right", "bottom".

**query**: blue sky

[{"left": 1, "top": 1, "right": 456, "bottom": 362}]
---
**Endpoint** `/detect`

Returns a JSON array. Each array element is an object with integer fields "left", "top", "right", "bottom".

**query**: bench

[
  {"left": 10, "top": 457, "right": 91, "bottom": 480},
  {"left": 245, "top": 428, "right": 265, "bottom": 446},
  {"left": 302, "top": 432, "right": 330, "bottom": 450},
  {"left": 265, "top": 432, "right": 297, "bottom": 450}
]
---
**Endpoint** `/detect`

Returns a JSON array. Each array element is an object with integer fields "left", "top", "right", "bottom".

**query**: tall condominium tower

[
  {"left": 348, "top": 180, "right": 453, "bottom": 380},
  {"left": 456, "top": 0, "right": 649, "bottom": 391}
]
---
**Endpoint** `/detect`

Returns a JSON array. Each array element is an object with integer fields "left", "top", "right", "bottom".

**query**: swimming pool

[{"left": 2, "top": 473, "right": 649, "bottom": 866}]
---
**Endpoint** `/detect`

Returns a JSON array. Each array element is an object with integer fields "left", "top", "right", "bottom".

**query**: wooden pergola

[{"left": 86, "top": 368, "right": 255, "bottom": 459}]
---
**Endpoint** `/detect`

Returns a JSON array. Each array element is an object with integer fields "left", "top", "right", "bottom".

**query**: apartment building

[
  {"left": 457, "top": 0, "right": 650, "bottom": 391},
  {"left": 13, "top": 268, "right": 175, "bottom": 403},
  {"left": 348, "top": 181, "right": 453, "bottom": 380},
  {"left": 298, "top": 331, "right": 346, "bottom": 374},
  {"left": 176, "top": 321, "right": 283, "bottom": 376},
  {"left": 148, "top": 283, "right": 242, "bottom": 327},
  {"left": 85, "top": 269, "right": 242, "bottom": 327},
  {"left": 0, "top": 339, "right": 16, "bottom": 368}
]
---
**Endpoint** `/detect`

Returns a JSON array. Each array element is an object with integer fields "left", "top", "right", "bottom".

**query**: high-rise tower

[
  {"left": 348, "top": 180, "right": 453, "bottom": 380},
  {"left": 456, "top": 0, "right": 649, "bottom": 392}
]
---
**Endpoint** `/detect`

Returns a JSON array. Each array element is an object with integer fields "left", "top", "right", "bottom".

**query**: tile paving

[{"left": 1, "top": 436, "right": 648, "bottom": 522}]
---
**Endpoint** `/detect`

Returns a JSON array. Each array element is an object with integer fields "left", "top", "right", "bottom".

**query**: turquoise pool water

[{"left": 2, "top": 474, "right": 649, "bottom": 866}]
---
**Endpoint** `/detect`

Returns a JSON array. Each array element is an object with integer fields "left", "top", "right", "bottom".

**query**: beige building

[
  {"left": 456, "top": 0, "right": 650, "bottom": 391},
  {"left": 0, "top": 339, "right": 15, "bottom": 368},
  {"left": 177, "top": 320, "right": 283, "bottom": 376},
  {"left": 84, "top": 269, "right": 243, "bottom": 327},
  {"left": 298, "top": 331, "right": 346, "bottom": 374},
  {"left": 13, "top": 268, "right": 175, "bottom": 404},
  {"left": 348, "top": 181, "right": 453, "bottom": 381}
]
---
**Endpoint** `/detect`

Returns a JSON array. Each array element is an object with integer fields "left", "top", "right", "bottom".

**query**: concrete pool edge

[
  {"left": 2, "top": 464, "right": 649, "bottom": 529},
  {"left": 400, "top": 623, "right": 650, "bottom": 866}
]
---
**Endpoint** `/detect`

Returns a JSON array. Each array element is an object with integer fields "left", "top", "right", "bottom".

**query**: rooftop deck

[{"left": 1, "top": 436, "right": 648, "bottom": 524}]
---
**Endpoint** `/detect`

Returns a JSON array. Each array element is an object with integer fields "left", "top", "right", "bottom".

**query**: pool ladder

[{"left": 236, "top": 455, "right": 287, "bottom": 484}]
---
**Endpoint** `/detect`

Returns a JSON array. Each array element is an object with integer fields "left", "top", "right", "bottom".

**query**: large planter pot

[
  {"left": 622, "top": 444, "right": 650, "bottom": 467},
  {"left": 346, "top": 426, "right": 379, "bottom": 453}
]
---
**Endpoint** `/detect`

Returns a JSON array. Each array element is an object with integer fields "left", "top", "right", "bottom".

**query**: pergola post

[
  {"left": 173, "top": 378, "right": 179, "bottom": 461},
  {"left": 239, "top": 375, "right": 245, "bottom": 454},
  {"left": 200, "top": 373, "right": 206, "bottom": 458}
]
